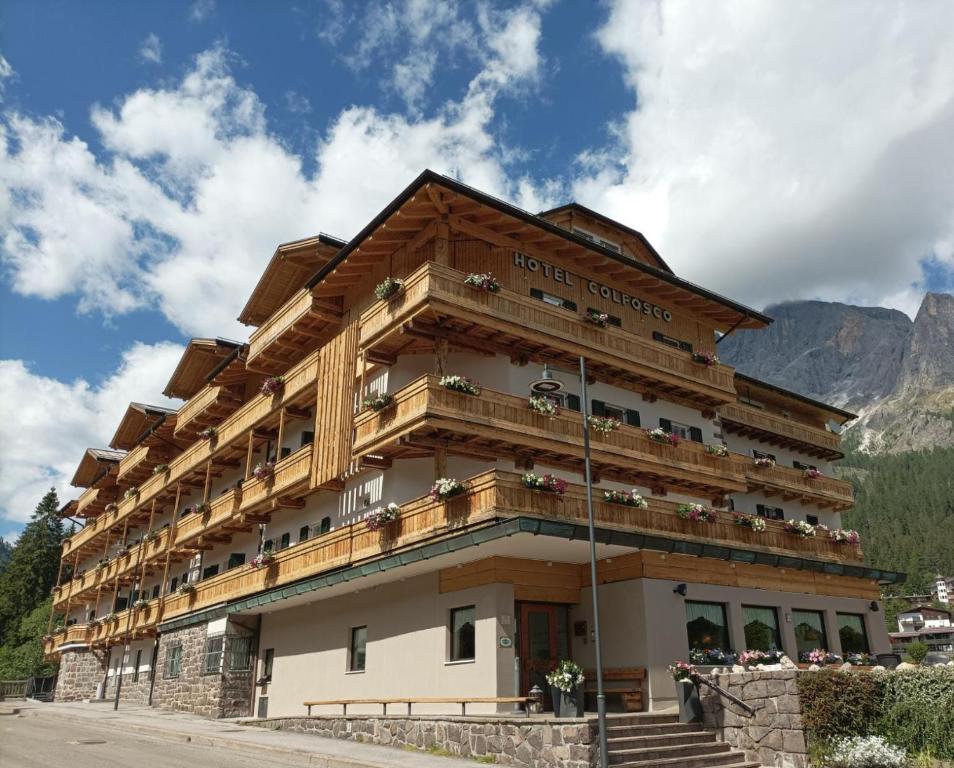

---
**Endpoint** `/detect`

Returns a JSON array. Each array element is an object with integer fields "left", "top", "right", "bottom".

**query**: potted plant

[
  {"left": 253, "top": 461, "right": 275, "bottom": 481},
  {"left": 668, "top": 661, "right": 702, "bottom": 723},
  {"left": 260, "top": 376, "right": 285, "bottom": 396},
  {"left": 429, "top": 478, "right": 467, "bottom": 502},
  {"left": 753, "top": 456, "right": 776, "bottom": 468},
  {"left": 691, "top": 351, "right": 719, "bottom": 367},
  {"left": 194, "top": 502, "right": 211, "bottom": 515},
  {"left": 705, "top": 444, "right": 729, "bottom": 457},
  {"left": 800, "top": 649, "right": 842, "bottom": 666},
  {"left": 646, "top": 427, "right": 679, "bottom": 446},
  {"left": 362, "top": 392, "right": 394, "bottom": 411},
  {"left": 87, "top": 618, "right": 101, "bottom": 628},
  {"left": 737, "top": 649, "right": 783, "bottom": 667},
  {"left": 105, "top": 503, "right": 119, "bottom": 514},
  {"left": 784, "top": 519, "right": 816, "bottom": 538},
  {"left": 374, "top": 276, "right": 403, "bottom": 300},
  {"left": 439, "top": 375, "right": 481, "bottom": 396},
  {"left": 803, "top": 467, "right": 824, "bottom": 479},
  {"left": 144, "top": 530, "right": 160, "bottom": 543},
  {"left": 153, "top": 463, "right": 169, "bottom": 475},
  {"left": 588, "top": 415, "right": 621, "bottom": 435},
  {"left": 366, "top": 503, "right": 400, "bottom": 531},
  {"left": 463, "top": 273, "right": 500, "bottom": 292},
  {"left": 677, "top": 503, "right": 716, "bottom": 523},
  {"left": 845, "top": 652, "right": 877, "bottom": 666},
  {"left": 732, "top": 512, "right": 766, "bottom": 532},
  {"left": 547, "top": 660, "right": 584, "bottom": 717},
  {"left": 104, "top": 612, "right": 119, "bottom": 623},
  {"left": 602, "top": 489, "right": 648, "bottom": 508},
  {"left": 251, "top": 551, "right": 274, "bottom": 569},
  {"left": 177, "top": 582, "right": 196, "bottom": 595},
  {"left": 96, "top": 558, "right": 110, "bottom": 570},
  {"left": 200, "top": 426, "right": 218, "bottom": 440},
  {"left": 689, "top": 648, "right": 737, "bottom": 666},
  {"left": 124, "top": 487, "right": 139, "bottom": 500},
  {"left": 521, "top": 472, "right": 568, "bottom": 495},
  {"left": 528, "top": 395, "right": 560, "bottom": 417},
  {"left": 133, "top": 599, "right": 149, "bottom": 610},
  {"left": 583, "top": 309, "right": 609, "bottom": 327},
  {"left": 828, "top": 527, "right": 860, "bottom": 544}
]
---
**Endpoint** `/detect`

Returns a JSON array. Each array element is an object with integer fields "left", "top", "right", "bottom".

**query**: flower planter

[
  {"left": 550, "top": 684, "right": 584, "bottom": 718},
  {"left": 677, "top": 680, "right": 703, "bottom": 723}
]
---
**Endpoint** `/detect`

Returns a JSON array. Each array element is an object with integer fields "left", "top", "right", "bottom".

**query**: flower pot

[
  {"left": 551, "top": 684, "right": 583, "bottom": 718},
  {"left": 677, "top": 680, "right": 703, "bottom": 723}
]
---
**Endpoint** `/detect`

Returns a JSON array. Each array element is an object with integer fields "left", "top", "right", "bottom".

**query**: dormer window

[{"left": 572, "top": 226, "right": 621, "bottom": 254}]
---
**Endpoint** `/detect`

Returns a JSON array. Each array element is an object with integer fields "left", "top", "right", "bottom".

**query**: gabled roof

[
  {"left": 304, "top": 170, "right": 772, "bottom": 332},
  {"left": 537, "top": 202, "right": 674, "bottom": 274},
  {"left": 58, "top": 499, "right": 79, "bottom": 519},
  {"left": 70, "top": 448, "right": 124, "bottom": 488},
  {"left": 733, "top": 372, "right": 857, "bottom": 424},
  {"left": 901, "top": 605, "right": 952, "bottom": 618},
  {"left": 163, "top": 338, "right": 244, "bottom": 399},
  {"left": 109, "top": 402, "right": 178, "bottom": 451},
  {"left": 238, "top": 233, "right": 347, "bottom": 327}
]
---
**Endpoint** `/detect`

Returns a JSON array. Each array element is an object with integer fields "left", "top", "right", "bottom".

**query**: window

[
  {"left": 133, "top": 649, "right": 142, "bottom": 682},
  {"left": 806, "top": 514, "right": 819, "bottom": 526},
  {"left": 228, "top": 636, "right": 254, "bottom": 672},
  {"left": 299, "top": 525, "right": 310, "bottom": 543},
  {"left": 300, "top": 431, "right": 315, "bottom": 447},
  {"left": 349, "top": 626, "right": 367, "bottom": 672},
  {"left": 261, "top": 648, "right": 274, "bottom": 682},
  {"left": 585, "top": 306, "right": 622, "bottom": 327},
  {"left": 318, "top": 517, "right": 331, "bottom": 535},
  {"left": 227, "top": 553, "right": 246, "bottom": 570},
  {"left": 572, "top": 227, "right": 621, "bottom": 253},
  {"left": 793, "top": 460, "right": 818, "bottom": 471},
  {"left": 592, "top": 400, "right": 639, "bottom": 427},
  {"left": 659, "top": 418, "right": 702, "bottom": 442},
  {"left": 203, "top": 635, "right": 224, "bottom": 675},
  {"left": 793, "top": 610, "right": 828, "bottom": 658},
  {"left": 652, "top": 331, "right": 693, "bottom": 353},
  {"left": 753, "top": 449, "right": 777, "bottom": 462},
  {"left": 837, "top": 613, "right": 869, "bottom": 654},
  {"left": 279, "top": 532, "right": 290, "bottom": 550},
  {"left": 152, "top": 585, "right": 160, "bottom": 599},
  {"left": 756, "top": 504, "right": 785, "bottom": 520},
  {"left": 743, "top": 606, "right": 782, "bottom": 651},
  {"left": 164, "top": 644, "right": 182, "bottom": 679},
  {"left": 529, "top": 288, "right": 577, "bottom": 312},
  {"left": 686, "top": 601, "right": 730, "bottom": 650},
  {"left": 262, "top": 539, "right": 273, "bottom": 553},
  {"left": 202, "top": 564, "right": 219, "bottom": 580},
  {"left": 450, "top": 606, "right": 476, "bottom": 662}
]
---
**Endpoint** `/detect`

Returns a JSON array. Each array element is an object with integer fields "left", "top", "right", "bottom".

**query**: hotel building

[{"left": 46, "top": 171, "right": 903, "bottom": 719}]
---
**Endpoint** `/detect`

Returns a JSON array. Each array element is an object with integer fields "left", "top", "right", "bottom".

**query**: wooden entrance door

[{"left": 519, "top": 603, "right": 561, "bottom": 709}]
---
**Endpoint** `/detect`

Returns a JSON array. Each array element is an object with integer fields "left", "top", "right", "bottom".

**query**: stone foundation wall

[
  {"left": 55, "top": 648, "right": 108, "bottom": 702},
  {"left": 700, "top": 670, "right": 807, "bottom": 768},
  {"left": 252, "top": 716, "right": 598, "bottom": 768}
]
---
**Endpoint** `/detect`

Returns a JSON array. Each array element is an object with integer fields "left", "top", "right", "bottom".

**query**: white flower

[{"left": 829, "top": 736, "right": 906, "bottom": 768}]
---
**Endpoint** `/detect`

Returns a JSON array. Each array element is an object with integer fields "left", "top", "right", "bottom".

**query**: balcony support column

[
  {"left": 157, "top": 483, "right": 182, "bottom": 623},
  {"left": 434, "top": 220, "right": 450, "bottom": 265},
  {"left": 245, "top": 431, "right": 255, "bottom": 481},
  {"left": 47, "top": 554, "right": 68, "bottom": 635},
  {"left": 358, "top": 351, "right": 368, "bottom": 401},
  {"left": 138, "top": 500, "right": 157, "bottom": 596},
  {"left": 435, "top": 338, "right": 448, "bottom": 377},
  {"left": 434, "top": 446, "right": 447, "bottom": 481},
  {"left": 277, "top": 408, "right": 287, "bottom": 461}
]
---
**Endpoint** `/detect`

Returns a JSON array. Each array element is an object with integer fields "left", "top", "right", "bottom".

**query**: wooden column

[
  {"left": 59, "top": 551, "right": 82, "bottom": 629},
  {"left": 358, "top": 351, "right": 368, "bottom": 402},
  {"left": 156, "top": 483, "right": 182, "bottom": 623},
  {"left": 245, "top": 432, "right": 255, "bottom": 481},
  {"left": 203, "top": 460, "right": 212, "bottom": 504},
  {"left": 47, "top": 552, "right": 67, "bottom": 634},
  {"left": 434, "top": 220, "right": 450, "bottom": 265},
  {"left": 276, "top": 408, "right": 287, "bottom": 463},
  {"left": 435, "top": 338, "right": 449, "bottom": 377},
  {"left": 434, "top": 446, "right": 447, "bottom": 481}
]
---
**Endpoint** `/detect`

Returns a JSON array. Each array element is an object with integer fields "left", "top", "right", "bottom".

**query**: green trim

[
  {"left": 224, "top": 517, "right": 905, "bottom": 614},
  {"left": 159, "top": 604, "right": 228, "bottom": 633}
]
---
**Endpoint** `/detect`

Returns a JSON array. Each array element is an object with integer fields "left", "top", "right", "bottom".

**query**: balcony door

[{"left": 518, "top": 603, "right": 569, "bottom": 710}]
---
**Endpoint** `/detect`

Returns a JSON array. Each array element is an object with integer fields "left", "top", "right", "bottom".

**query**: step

[
  {"left": 610, "top": 747, "right": 743, "bottom": 768},
  {"left": 608, "top": 741, "right": 730, "bottom": 764},
  {"left": 608, "top": 731, "right": 717, "bottom": 750},
  {"left": 606, "top": 722, "right": 707, "bottom": 738},
  {"left": 606, "top": 713, "right": 680, "bottom": 726}
]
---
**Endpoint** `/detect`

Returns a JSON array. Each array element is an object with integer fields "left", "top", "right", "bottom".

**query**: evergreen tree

[{"left": 0, "top": 489, "right": 64, "bottom": 645}]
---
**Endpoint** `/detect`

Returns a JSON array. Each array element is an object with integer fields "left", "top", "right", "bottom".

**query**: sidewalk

[{"left": 16, "top": 700, "right": 484, "bottom": 768}]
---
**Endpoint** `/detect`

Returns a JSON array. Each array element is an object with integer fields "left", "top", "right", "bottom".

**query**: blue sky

[{"left": 1, "top": 0, "right": 953, "bottom": 537}]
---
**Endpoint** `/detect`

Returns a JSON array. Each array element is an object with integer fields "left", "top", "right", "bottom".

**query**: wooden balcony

[
  {"left": 247, "top": 288, "right": 342, "bottom": 374},
  {"left": 354, "top": 375, "right": 748, "bottom": 498},
  {"left": 117, "top": 443, "right": 151, "bottom": 481},
  {"left": 719, "top": 402, "right": 843, "bottom": 460},
  {"left": 359, "top": 262, "right": 737, "bottom": 408},
  {"left": 744, "top": 462, "right": 854, "bottom": 511},
  {"left": 174, "top": 384, "right": 243, "bottom": 438},
  {"left": 62, "top": 349, "right": 321, "bottom": 560}
]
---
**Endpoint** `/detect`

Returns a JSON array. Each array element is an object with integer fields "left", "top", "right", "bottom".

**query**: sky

[{"left": 1, "top": 0, "right": 953, "bottom": 540}]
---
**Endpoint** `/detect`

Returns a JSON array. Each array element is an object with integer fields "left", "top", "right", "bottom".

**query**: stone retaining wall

[
  {"left": 252, "top": 716, "right": 599, "bottom": 768},
  {"left": 700, "top": 669, "right": 807, "bottom": 768},
  {"left": 55, "top": 648, "right": 108, "bottom": 702}
]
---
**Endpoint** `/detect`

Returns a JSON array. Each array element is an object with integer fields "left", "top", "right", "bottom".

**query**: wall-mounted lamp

[
  {"left": 869, "top": 601, "right": 880, "bottom": 612},
  {"left": 673, "top": 583, "right": 688, "bottom": 596},
  {"left": 529, "top": 364, "right": 564, "bottom": 393}
]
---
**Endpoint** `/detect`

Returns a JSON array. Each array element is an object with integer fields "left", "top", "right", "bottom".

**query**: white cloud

[
  {"left": 189, "top": 0, "right": 215, "bottom": 22},
  {"left": 0, "top": 343, "right": 183, "bottom": 528},
  {"left": 284, "top": 89, "right": 312, "bottom": 115},
  {"left": 0, "top": 54, "right": 13, "bottom": 99},
  {"left": 0, "top": 9, "right": 554, "bottom": 338},
  {"left": 581, "top": 0, "right": 954, "bottom": 316},
  {"left": 139, "top": 33, "right": 162, "bottom": 65}
]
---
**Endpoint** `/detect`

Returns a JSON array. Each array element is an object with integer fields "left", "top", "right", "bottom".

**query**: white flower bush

[{"left": 828, "top": 736, "right": 906, "bottom": 768}]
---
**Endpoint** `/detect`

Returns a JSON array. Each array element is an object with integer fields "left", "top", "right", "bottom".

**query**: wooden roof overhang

[
  {"left": 110, "top": 403, "right": 178, "bottom": 451},
  {"left": 58, "top": 499, "right": 79, "bottom": 519},
  {"left": 305, "top": 170, "right": 772, "bottom": 334},
  {"left": 734, "top": 373, "right": 857, "bottom": 426},
  {"left": 238, "top": 233, "right": 348, "bottom": 327},
  {"left": 70, "top": 448, "right": 124, "bottom": 489},
  {"left": 719, "top": 412, "right": 844, "bottom": 461},
  {"left": 163, "top": 338, "right": 245, "bottom": 400}
]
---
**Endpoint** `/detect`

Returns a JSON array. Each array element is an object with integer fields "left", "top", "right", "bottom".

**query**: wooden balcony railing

[
  {"left": 75, "top": 487, "right": 108, "bottom": 518},
  {"left": 174, "top": 384, "right": 243, "bottom": 438},
  {"left": 117, "top": 444, "right": 152, "bottom": 481},
  {"left": 247, "top": 289, "right": 342, "bottom": 373},
  {"left": 45, "top": 469, "right": 863, "bottom": 657},
  {"left": 62, "top": 349, "right": 321, "bottom": 558},
  {"left": 719, "top": 402, "right": 843, "bottom": 459},
  {"left": 744, "top": 462, "right": 854, "bottom": 510},
  {"left": 353, "top": 375, "right": 749, "bottom": 497},
  {"left": 359, "top": 262, "right": 737, "bottom": 407}
]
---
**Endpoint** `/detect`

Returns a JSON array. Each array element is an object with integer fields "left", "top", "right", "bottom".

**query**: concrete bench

[
  {"left": 583, "top": 667, "right": 645, "bottom": 712},
  {"left": 303, "top": 696, "right": 533, "bottom": 717}
]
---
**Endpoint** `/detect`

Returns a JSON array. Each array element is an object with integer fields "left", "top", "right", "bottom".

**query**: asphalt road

[{"left": 0, "top": 711, "right": 317, "bottom": 768}]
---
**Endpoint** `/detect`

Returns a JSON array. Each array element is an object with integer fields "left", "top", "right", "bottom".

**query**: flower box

[
  {"left": 588, "top": 415, "right": 621, "bottom": 435},
  {"left": 753, "top": 457, "right": 776, "bottom": 468},
  {"left": 603, "top": 489, "right": 648, "bottom": 508},
  {"left": 124, "top": 487, "right": 139, "bottom": 500},
  {"left": 691, "top": 352, "right": 719, "bottom": 367},
  {"left": 153, "top": 463, "right": 169, "bottom": 475},
  {"left": 133, "top": 599, "right": 149, "bottom": 610},
  {"left": 366, "top": 503, "right": 400, "bottom": 531},
  {"left": 260, "top": 376, "right": 285, "bottom": 396},
  {"left": 439, "top": 375, "right": 481, "bottom": 396},
  {"left": 374, "top": 277, "right": 403, "bottom": 300},
  {"left": 429, "top": 478, "right": 466, "bottom": 502},
  {"left": 705, "top": 444, "right": 729, "bottom": 457},
  {"left": 803, "top": 467, "right": 824, "bottom": 479},
  {"left": 522, "top": 472, "right": 568, "bottom": 495},
  {"left": 800, "top": 648, "right": 842, "bottom": 666},
  {"left": 96, "top": 559, "right": 110, "bottom": 570},
  {"left": 646, "top": 427, "right": 679, "bottom": 446},
  {"left": 828, "top": 527, "right": 860, "bottom": 544},
  {"left": 104, "top": 613, "right": 119, "bottom": 623},
  {"left": 669, "top": 660, "right": 698, "bottom": 682},
  {"left": 583, "top": 309, "right": 609, "bottom": 327},
  {"left": 732, "top": 512, "right": 766, "bottom": 532},
  {"left": 784, "top": 519, "right": 816, "bottom": 537},
  {"left": 677, "top": 503, "right": 716, "bottom": 523},
  {"left": 463, "top": 272, "right": 500, "bottom": 292},
  {"left": 528, "top": 395, "right": 560, "bottom": 417},
  {"left": 177, "top": 582, "right": 196, "bottom": 595},
  {"left": 362, "top": 393, "right": 393, "bottom": 411},
  {"left": 251, "top": 552, "right": 274, "bottom": 569},
  {"left": 200, "top": 426, "right": 218, "bottom": 440},
  {"left": 253, "top": 461, "right": 275, "bottom": 481},
  {"left": 105, "top": 503, "right": 119, "bottom": 514},
  {"left": 690, "top": 648, "right": 736, "bottom": 665},
  {"left": 738, "top": 649, "right": 783, "bottom": 666}
]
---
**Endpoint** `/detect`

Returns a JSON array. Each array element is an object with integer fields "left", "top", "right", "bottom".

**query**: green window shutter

[
  {"left": 565, "top": 394, "right": 581, "bottom": 412},
  {"left": 689, "top": 426, "right": 703, "bottom": 443},
  {"left": 591, "top": 400, "right": 606, "bottom": 416},
  {"left": 530, "top": 288, "right": 543, "bottom": 300},
  {"left": 659, "top": 417, "right": 672, "bottom": 432},
  {"left": 625, "top": 409, "right": 640, "bottom": 427}
]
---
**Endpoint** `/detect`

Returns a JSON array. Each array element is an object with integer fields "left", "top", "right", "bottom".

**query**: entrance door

[{"left": 519, "top": 603, "right": 566, "bottom": 709}]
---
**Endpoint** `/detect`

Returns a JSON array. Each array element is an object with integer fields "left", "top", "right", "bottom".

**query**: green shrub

[
  {"left": 798, "top": 670, "right": 885, "bottom": 741},
  {"left": 904, "top": 642, "right": 929, "bottom": 665},
  {"left": 877, "top": 668, "right": 954, "bottom": 759}
]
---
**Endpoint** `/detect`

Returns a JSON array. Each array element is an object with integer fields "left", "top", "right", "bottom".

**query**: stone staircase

[{"left": 605, "top": 713, "right": 760, "bottom": 768}]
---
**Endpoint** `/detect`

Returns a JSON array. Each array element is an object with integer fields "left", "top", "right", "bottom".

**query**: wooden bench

[
  {"left": 583, "top": 667, "right": 645, "bottom": 712},
  {"left": 304, "top": 696, "right": 533, "bottom": 717}
]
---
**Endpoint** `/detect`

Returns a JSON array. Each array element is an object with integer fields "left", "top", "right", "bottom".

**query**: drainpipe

[{"left": 147, "top": 633, "right": 161, "bottom": 707}]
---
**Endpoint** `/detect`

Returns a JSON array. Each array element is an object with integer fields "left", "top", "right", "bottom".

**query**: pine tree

[{"left": 0, "top": 489, "right": 64, "bottom": 645}]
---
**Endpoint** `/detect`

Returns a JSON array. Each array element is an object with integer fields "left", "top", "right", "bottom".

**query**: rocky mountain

[{"left": 719, "top": 292, "right": 954, "bottom": 453}]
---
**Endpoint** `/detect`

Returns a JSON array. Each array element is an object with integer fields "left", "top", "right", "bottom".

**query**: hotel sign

[{"left": 513, "top": 252, "right": 673, "bottom": 323}]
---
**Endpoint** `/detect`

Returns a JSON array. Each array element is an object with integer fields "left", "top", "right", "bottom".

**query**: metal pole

[
  {"left": 114, "top": 576, "right": 139, "bottom": 710},
  {"left": 579, "top": 355, "right": 609, "bottom": 768}
]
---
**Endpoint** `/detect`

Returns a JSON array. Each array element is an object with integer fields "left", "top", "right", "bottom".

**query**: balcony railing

[
  {"left": 353, "top": 375, "right": 749, "bottom": 496},
  {"left": 174, "top": 385, "right": 242, "bottom": 437},
  {"left": 743, "top": 462, "right": 854, "bottom": 510},
  {"left": 62, "top": 348, "right": 321, "bottom": 558},
  {"left": 247, "top": 289, "right": 341, "bottom": 373},
  {"left": 358, "top": 262, "right": 737, "bottom": 407},
  {"left": 117, "top": 444, "right": 152, "bottom": 481},
  {"left": 45, "top": 468, "right": 863, "bottom": 657},
  {"left": 719, "top": 402, "right": 843, "bottom": 459}
]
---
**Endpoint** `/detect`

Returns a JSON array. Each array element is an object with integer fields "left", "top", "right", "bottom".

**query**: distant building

[
  {"left": 890, "top": 605, "right": 953, "bottom": 653},
  {"left": 934, "top": 573, "right": 953, "bottom": 605}
]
